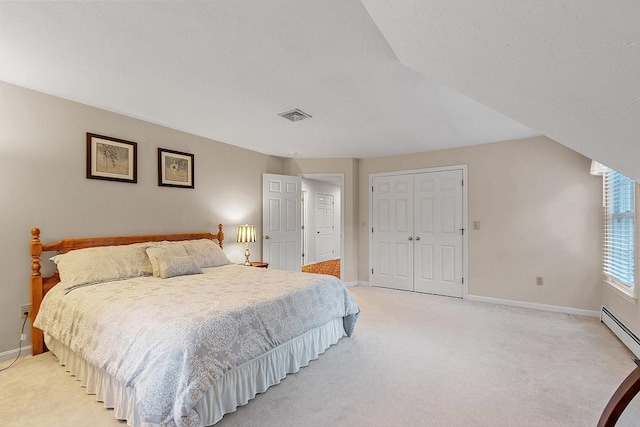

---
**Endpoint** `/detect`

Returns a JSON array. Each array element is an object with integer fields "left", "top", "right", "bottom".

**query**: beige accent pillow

[
  {"left": 51, "top": 244, "right": 153, "bottom": 290},
  {"left": 157, "top": 255, "right": 202, "bottom": 279},
  {"left": 183, "top": 239, "right": 231, "bottom": 268},
  {"left": 145, "top": 245, "right": 189, "bottom": 277}
]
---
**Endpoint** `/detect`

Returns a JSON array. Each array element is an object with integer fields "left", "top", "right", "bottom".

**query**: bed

[{"left": 29, "top": 225, "right": 360, "bottom": 427}]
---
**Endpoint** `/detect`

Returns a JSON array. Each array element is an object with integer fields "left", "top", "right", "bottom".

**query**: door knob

[
  {"left": 408, "top": 237, "right": 413, "bottom": 241},
  {"left": 265, "top": 235, "right": 270, "bottom": 240},
  {"left": 415, "top": 236, "right": 421, "bottom": 241}
]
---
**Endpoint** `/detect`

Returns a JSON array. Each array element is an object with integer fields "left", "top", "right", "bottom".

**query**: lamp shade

[{"left": 236, "top": 224, "right": 256, "bottom": 243}]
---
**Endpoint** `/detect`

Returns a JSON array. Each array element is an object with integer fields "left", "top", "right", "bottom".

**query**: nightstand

[{"left": 249, "top": 261, "right": 269, "bottom": 268}]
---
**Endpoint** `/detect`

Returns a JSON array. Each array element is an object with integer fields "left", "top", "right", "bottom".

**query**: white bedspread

[{"left": 34, "top": 265, "right": 359, "bottom": 426}]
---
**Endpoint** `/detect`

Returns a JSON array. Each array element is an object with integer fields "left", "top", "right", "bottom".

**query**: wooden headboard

[{"left": 29, "top": 224, "right": 225, "bottom": 355}]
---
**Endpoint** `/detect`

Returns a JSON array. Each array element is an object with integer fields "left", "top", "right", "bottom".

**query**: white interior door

[
  {"left": 315, "top": 192, "right": 335, "bottom": 263},
  {"left": 370, "top": 174, "right": 414, "bottom": 291},
  {"left": 414, "top": 170, "right": 463, "bottom": 297},
  {"left": 263, "top": 173, "right": 302, "bottom": 271}
]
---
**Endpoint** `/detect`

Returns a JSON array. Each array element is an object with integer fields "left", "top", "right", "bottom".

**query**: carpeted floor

[
  {"left": 1, "top": 286, "right": 639, "bottom": 426},
  {"left": 301, "top": 258, "right": 340, "bottom": 278}
]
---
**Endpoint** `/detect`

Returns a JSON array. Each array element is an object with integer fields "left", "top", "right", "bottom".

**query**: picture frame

[
  {"left": 158, "top": 148, "right": 195, "bottom": 189},
  {"left": 86, "top": 133, "right": 137, "bottom": 183}
]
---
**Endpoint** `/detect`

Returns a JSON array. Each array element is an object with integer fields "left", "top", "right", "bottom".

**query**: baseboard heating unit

[{"left": 601, "top": 306, "right": 640, "bottom": 358}]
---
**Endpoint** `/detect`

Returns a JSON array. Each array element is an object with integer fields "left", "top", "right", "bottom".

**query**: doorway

[
  {"left": 301, "top": 174, "right": 344, "bottom": 279},
  {"left": 262, "top": 173, "right": 345, "bottom": 280}
]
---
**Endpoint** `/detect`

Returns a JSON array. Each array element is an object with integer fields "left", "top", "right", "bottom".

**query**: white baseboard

[
  {"left": 466, "top": 294, "right": 600, "bottom": 317},
  {"left": 0, "top": 345, "right": 32, "bottom": 362},
  {"left": 343, "top": 281, "right": 370, "bottom": 287},
  {"left": 344, "top": 281, "right": 369, "bottom": 287},
  {"left": 347, "top": 280, "right": 369, "bottom": 286},
  {"left": 601, "top": 306, "right": 640, "bottom": 357}
]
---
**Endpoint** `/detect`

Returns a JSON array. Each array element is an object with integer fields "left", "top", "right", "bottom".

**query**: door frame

[
  {"left": 300, "top": 173, "right": 345, "bottom": 280},
  {"left": 368, "top": 165, "right": 469, "bottom": 298},
  {"left": 314, "top": 191, "right": 336, "bottom": 263},
  {"left": 262, "top": 173, "right": 303, "bottom": 271}
]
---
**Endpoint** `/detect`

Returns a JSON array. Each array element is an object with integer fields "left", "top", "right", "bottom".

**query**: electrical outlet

[
  {"left": 536, "top": 277, "right": 543, "bottom": 286},
  {"left": 20, "top": 304, "right": 31, "bottom": 319}
]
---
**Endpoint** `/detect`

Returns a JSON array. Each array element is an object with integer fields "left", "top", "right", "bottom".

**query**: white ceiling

[
  {"left": 362, "top": 0, "right": 640, "bottom": 181},
  {"left": 0, "top": 1, "right": 535, "bottom": 159},
  {"left": 0, "top": 1, "right": 636, "bottom": 180}
]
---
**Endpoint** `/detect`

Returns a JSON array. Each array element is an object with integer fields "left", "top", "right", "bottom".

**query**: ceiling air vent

[{"left": 278, "top": 109, "right": 312, "bottom": 122}]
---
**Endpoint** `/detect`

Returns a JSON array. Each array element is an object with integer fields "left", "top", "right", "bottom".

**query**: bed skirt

[{"left": 45, "top": 317, "right": 345, "bottom": 426}]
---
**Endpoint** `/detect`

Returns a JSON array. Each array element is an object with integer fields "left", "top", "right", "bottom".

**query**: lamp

[{"left": 236, "top": 224, "right": 256, "bottom": 266}]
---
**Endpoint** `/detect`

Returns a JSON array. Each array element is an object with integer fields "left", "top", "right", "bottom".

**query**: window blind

[{"left": 603, "top": 170, "right": 635, "bottom": 287}]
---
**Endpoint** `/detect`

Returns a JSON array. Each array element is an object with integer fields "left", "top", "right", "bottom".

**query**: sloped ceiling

[
  {"left": 362, "top": 0, "right": 640, "bottom": 181},
  {"left": 0, "top": 1, "right": 536, "bottom": 159},
  {"left": 1, "top": 1, "right": 636, "bottom": 181}
]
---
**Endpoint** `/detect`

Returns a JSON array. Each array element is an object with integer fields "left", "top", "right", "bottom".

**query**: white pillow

[
  {"left": 157, "top": 255, "right": 202, "bottom": 279},
  {"left": 51, "top": 244, "right": 153, "bottom": 290},
  {"left": 145, "top": 245, "right": 189, "bottom": 277},
  {"left": 183, "top": 239, "right": 231, "bottom": 268}
]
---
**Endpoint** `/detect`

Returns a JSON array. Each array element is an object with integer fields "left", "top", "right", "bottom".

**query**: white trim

[
  {"left": 343, "top": 281, "right": 362, "bottom": 287},
  {"left": 466, "top": 294, "right": 600, "bottom": 317},
  {"left": 601, "top": 306, "right": 640, "bottom": 357},
  {"left": 0, "top": 345, "right": 32, "bottom": 362},
  {"left": 461, "top": 166, "right": 469, "bottom": 298},
  {"left": 368, "top": 165, "right": 469, "bottom": 298},
  {"left": 342, "top": 281, "right": 370, "bottom": 287},
  {"left": 606, "top": 277, "right": 637, "bottom": 304}
]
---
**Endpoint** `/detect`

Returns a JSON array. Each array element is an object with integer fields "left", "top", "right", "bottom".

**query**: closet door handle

[
  {"left": 415, "top": 236, "right": 420, "bottom": 241},
  {"left": 265, "top": 235, "right": 270, "bottom": 240},
  {"left": 408, "top": 236, "right": 413, "bottom": 241}
]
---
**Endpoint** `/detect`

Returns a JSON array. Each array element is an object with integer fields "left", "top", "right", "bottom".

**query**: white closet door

[
  {"left": 371, "top": 174, "right": 414, "bottom": 291},
  {"left": 414, "top": 170, "right": 463, "bottom": 297}
]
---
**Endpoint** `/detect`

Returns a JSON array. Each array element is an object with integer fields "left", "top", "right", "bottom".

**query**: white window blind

[{"left": 603, "top": 169, "right": 635, "bottom": 288}]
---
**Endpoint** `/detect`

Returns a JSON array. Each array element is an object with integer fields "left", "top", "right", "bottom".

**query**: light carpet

[{"left": 1, "top": 286, "right": 639, "bottom": 426}]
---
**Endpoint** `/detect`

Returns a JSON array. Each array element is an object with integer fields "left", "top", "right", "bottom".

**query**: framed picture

[
  {"left": 86, "top": 133, "right": 137, "bottom": 183},
  {"left": 158, "top": 148, "right": 194, "bottom": 189}
]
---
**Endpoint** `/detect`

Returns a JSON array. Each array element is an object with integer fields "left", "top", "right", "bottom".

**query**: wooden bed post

[
  {"left": 30, "top": 227, "right": 44, "bottom": 355},
  {"left": 218, "top": 224, "right": 224, "bottom": 248}
]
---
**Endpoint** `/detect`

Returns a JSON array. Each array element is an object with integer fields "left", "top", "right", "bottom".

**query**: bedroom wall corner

[{"left": 0, "top": 82, "right": 286, "bottom": 358}]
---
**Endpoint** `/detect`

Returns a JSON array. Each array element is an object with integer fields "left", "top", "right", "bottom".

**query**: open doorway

[{"left": 300, "top": 174, "right": 344, "bottom": 279}]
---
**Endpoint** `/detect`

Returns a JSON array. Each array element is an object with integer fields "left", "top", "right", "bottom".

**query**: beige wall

[
  {"left": 0, "top": 83, "right": 285, "bottom": 354},
  {"left": 359, "top": 137, "right": 604, "bottom": 311},
  {"left": 284, "top": 158, "right": 359, "bottom": 283},
  {"left": 1, "top": 82, "right": 632, "bottom": 356}
]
